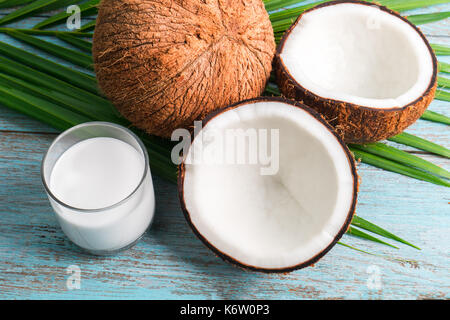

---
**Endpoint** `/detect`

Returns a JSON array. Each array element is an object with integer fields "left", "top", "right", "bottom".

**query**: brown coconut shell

[
  {"left": 178, "top": 97, "right": 359, "bottom": 273},
  {"left": 274, "top": 1, "right": 438, "bottom": 144},
  {"left": 93, "top": 0, "right": 275, "bottom": 138}
]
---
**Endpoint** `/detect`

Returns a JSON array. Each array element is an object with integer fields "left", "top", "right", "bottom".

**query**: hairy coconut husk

[
  {"left": 93, "top": 0, "right": 275, "bottom": 138},
  {"left": 274, "top": 1, "right": 437, "bottom": 144}
]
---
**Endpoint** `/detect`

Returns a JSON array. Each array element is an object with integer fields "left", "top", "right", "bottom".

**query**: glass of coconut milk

[{"left": 41, "top": 122, "right": 155, "bottom": 255}]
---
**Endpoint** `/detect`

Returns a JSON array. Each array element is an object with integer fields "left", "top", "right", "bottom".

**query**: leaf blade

[
  {"left": 0, "top": 0, "right": 34, "bottom": 9},
  {"left": 56, "top": 34, "right": 92, "bottom": 53},
  {"left": 431, "top": 43, "right": 450, "bottom": 56},
  {"left": 79, "top": 20, "right": 96, "bottom": 32},
  {"left": 6, "top": 30, "right": 94, "bottom": 70},
  {"left": 439, "top": 62, "right": 450, "bottom": 73},
  {"left": 0, "top": 72, "right": 119, "bottom": 123},
  {"left": 33, "top": 0, "right": 99, "bottom": 29},
  {"left": 352, "top": 216, "right": 420, "bottom": 250},
  {"left": 0, "top": 40, "right": 98, "bottom": 93},
  {"left": 0, "top": 0, "right": 61, "bottom": 26},
  {"left": 435, "top": 89, "right": 450, "bottom": 102},
  {"left": 407, "top": 11, "right": 450, "bottom": 25},
  {"left": 347, "top": 226, "right": 399, "bottom": 249},
  {"left": 350, "top": 142, "right": 450, "bottom": 179},
  {"left": 0, "top": 27, "right": 93, "bottom": 37},
  {"left": 351, "top": 149, "right": 450, "bottom": 187},
  {"left": 438, "top": 76, "right": 450, "bottom": 89},
  {"left": 388, "top": 132, "right": 450, "bottom": 158},
  {"left": 421, "top": 110, "right": 450, "bottom": 125}
]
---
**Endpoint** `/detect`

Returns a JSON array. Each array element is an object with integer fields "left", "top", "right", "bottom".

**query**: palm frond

[
  {"left": 347, "top": 226, "right": 399, "bottom": 249},
  {"left": 0, "top": 0, "right": 66, "bottom": 26},
  {"left": 431, "top": 43, "right": 450, "bottom": 55},
  {"left": 0, "top": 27, "right": 93, "bottom": 36},
  {"left": 351, "top": 216, "right": 420, "bottom": 249},
  {"left": 0, "top": 0, "right": 33, "bottom": 9},
  {"left": 56, "top": 33, "right": 92, "bottom": 52},
  {"left": 33, "top": 0, "right": 99, "bottom": 29},
  {"left": 435, "top": 89, "right": 450, "bottom": 102},
  {"left": 349, "top": 142, "right": 450, "bottom": 179},
  {"left": 388, "top": 132, "right": 450, "bottom": 158},
  {"left": 78, "top": 19, "right": 95, "bottom": 31},
  {"left": 406, "top": 11, "right": 450, "bottom": 25},
  {"left": 351, "top": 149, "right": 450, "bottom": 187},
  {"left": 439, "top": 62, "right": 450, "bottom": 73},
  {"left": 420, "top": 110, "right": 450, "bottom": 126},
  {"left": 0, "top": 41, "right": 97, "bottom": 93},
  {"left": 6, "top": 30, "right": 94, "bottom": 70}
]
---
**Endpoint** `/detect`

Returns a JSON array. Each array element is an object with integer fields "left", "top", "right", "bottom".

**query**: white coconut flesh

[
  {"left": 181, "top": 101, "right": 356, "bottom": 270},
  {"left": 279, "top": 3, "right": 434, "bottom": 109}
]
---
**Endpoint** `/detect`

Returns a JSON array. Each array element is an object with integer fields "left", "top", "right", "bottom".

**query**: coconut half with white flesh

[
  {"left": 178, "top": 98, "right": 358, "bottom": 272},
  {"left": 275, "top": 1, "right": 437, "bottom": 143}
]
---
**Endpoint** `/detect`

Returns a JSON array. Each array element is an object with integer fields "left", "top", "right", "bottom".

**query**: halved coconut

[
  {"left": 275, "top": 1, "right": 437, "bottom": 143},
  {"left": 178, "top": 98, "right": 358, "bottom": 272}
]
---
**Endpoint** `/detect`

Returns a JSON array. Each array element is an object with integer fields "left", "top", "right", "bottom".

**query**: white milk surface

[
  {"left": 50, "top": 137, "right": 144, "bottom": 209},
  {"left": 49, "top": 137, "right": 155, "bottom": 252}
]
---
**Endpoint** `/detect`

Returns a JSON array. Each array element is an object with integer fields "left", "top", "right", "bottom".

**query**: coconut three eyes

[
  {"left": 93, "top": 0, "right": 275, "bottom": 138},
  {"left": 275, "top": 1, "right": 437, "bottom": 143},
  {"left": 179, "top": 98, "right": 358, "bottom": 272}
]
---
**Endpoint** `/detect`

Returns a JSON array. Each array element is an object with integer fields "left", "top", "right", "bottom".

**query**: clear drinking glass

[{"left": 41, "top": 122, "right": 155, "bottom": 255}]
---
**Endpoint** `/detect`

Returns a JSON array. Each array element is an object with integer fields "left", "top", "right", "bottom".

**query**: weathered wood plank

[{"left": 0, "top": 131, "right": 448, "bottom": 299}]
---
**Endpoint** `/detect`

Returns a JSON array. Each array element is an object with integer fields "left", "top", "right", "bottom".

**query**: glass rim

[{"left": 41, "top": 121, "right": 150, "bottom": 213}]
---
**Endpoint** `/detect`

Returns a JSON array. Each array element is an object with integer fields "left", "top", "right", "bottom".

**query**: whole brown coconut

[{"left": 93, "top": 0, "right": 275, "bottom": 138}]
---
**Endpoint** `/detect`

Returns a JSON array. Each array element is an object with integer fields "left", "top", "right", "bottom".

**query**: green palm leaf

[
  {"left": 268, "top": 0, "right": 450, "bottom": 23},
  {"left": 6, "top": 30, "right": 94, "bottom": 70},
  {"left": 383, "top": 0, "right": 450, "bottom": 12},
  {"left": 0, "top": 0, "right": 33, "bottom": 9},
  {"left": 388, "top": 132, "right": 450, "bottom": 158},
  {"left": 0, "top": 41, "right": 97, "bottom": 93},
  {"left": 439, "top": 62, "right": 450, "bottom": 73},
  {"left": 347, "top": 226, "right": 399, "bottom": 249},
  {"left": 0, "top": 0, "right": 64, "bottom": 26},
  {"left": 56, "top": 34, "right": 92, "bottom": 52},
  {"left": 0, "top": 27, "right": 93, "bottom": 36},
  {"left": 0, "top": 72, "right": 117, "bottom": 122},
  {"left": 420, "top": 110, "right": 450, "bottom": 126},
  {"left": 349, "top": 142, "right": 450, "bottom": 179},
  {"left": 33, "top": 0, "right": 99, "bottom": 29},
  {"left": 351, "top": 149, "right": 450, "bottom": 187},
  {"left": 431, "top": 43, "right": 450, "bottom": 55},
  {"left": 265, "top": 0, "right": 308, "bottom": 12},
  {"left": 435, "top": 89, "right": 450, "bottom": 102},
  {"left": 438, "top": 76, "right": 450, "bottom": 89},
  {"left": 407, "top": 11, "right": 450, "bottom": 25},
  {"left": 78, "top": 20, "right": 95, "bottom": 32},
  {"left": 351, "top": 216, "right": 420, "bottom": 250},
  {"left": 0, "top": 84, "right": 89, "bottom": 130},
  {"left": 0, "top": 55, "right": 101, "bottom": 106}
]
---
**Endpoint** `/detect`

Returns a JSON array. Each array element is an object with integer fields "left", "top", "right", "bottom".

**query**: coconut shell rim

[
  {"left": 275, "top": 0, "right": 438, "bottom": 113},
  {"left": 177, "top": 96, "right": 359, "bottom": 273}
]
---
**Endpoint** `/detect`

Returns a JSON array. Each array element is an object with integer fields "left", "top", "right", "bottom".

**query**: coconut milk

[{"left": 48, "top": 137, "right": 155, "bottom": 253}]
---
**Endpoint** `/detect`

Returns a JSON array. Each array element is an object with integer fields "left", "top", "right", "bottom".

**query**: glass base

[{"left": 73, "top": 229, "right": 148, "bottom": 256}]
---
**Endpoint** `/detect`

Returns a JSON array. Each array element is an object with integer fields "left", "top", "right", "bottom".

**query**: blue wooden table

[{"left": 0, "top": 3, "right": 449, "bottom": 300}]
